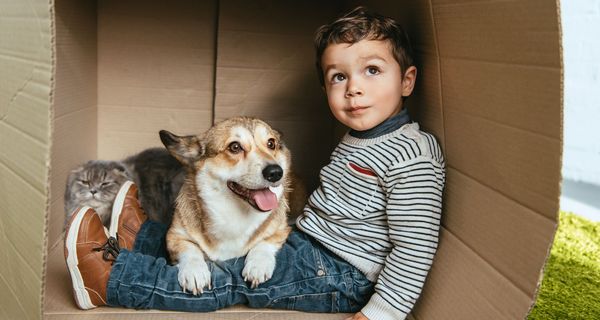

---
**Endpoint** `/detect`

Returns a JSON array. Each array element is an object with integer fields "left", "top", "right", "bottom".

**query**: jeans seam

[
  {"left": 312, "top": 246, "right": 325, "bottom": 274},
  {"left": 117, "top": 281, "right": 264, "bottom": 299},
  {"left": 112, "top": 268, "right": 339, "bottom": 299}
]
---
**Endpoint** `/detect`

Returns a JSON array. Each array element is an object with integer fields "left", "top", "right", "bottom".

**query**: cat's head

[{"left": 66, "top": 160, "right": 132, "bottom": 207}]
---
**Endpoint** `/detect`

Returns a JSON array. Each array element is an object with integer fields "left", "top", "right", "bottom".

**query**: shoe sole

[
  {"left": 109, "top": 180, "right": 134, "bottom": 239},
  {"left": 64, "top": 206, "right": 96, "bottom": 310}
]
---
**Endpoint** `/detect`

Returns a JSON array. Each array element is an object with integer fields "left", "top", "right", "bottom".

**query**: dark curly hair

[{"left": 314, "top": 6, "right": 415, "bottom": 86}]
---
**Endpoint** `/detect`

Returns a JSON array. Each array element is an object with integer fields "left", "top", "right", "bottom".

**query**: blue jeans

[{"left": 106, "top": 221, "right": 374, "bottom": 312}]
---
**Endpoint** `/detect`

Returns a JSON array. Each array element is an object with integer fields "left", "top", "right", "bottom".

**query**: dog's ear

[{"left": 159, "top": 130, "right": 204, "bottom": 166}]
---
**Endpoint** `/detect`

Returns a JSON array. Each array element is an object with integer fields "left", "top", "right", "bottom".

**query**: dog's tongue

[{"left": 252, "top": 188, "right": 278, "bottom": 212}]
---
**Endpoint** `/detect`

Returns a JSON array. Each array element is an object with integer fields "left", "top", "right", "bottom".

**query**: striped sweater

[{"left": 296, "top": 122, "right": 445, "bottom": 320}]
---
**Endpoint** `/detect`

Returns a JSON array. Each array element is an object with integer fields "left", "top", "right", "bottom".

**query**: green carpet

[{"left": 528, "top": 212, "right": 600, "bottom": 319}]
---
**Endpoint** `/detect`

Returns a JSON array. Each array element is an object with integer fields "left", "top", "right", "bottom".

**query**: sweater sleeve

[{"left": 361, "top": 156, "right": 445, "bottom": 320}]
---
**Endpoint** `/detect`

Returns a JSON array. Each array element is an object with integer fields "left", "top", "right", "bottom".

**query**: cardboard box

[{"left": 0, "top": 0, "right": 562, "bottom": 319}]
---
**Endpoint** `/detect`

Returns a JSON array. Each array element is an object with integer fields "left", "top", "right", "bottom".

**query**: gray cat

[
  {"left": 64, "top": 148, "right": 184, "bottom": 228},
  {"left": 64, "top": 161, "right": 132, "bottom": 227}
]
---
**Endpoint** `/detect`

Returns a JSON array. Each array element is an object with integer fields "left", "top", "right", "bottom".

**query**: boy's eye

[
  {"left": 366, "top": 66, "right": 380, "bottom": 75},
  {"left": 267, "top": 138, "right": 276, "bottom": 150},
  {"left": 228, "top": 141, "right": 243, "bottom": 154},
  {"left": 331, "top": 73, "right": 346, "bottom": 83}
]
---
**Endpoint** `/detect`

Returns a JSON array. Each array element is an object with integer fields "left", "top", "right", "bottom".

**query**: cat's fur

[
  {"left": 64, "top": 148, "right": 184, "bottom": 228},
  {"left": 64, "top": 161, "right": 132, "bottom": 227},
  {"left": 122, "top": 148, "right": 185, "bottom": 225}
]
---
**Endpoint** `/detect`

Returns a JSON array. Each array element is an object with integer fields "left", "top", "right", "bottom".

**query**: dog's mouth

[{"left": 227, "top": 181, "right": 279, "bottom": 212}]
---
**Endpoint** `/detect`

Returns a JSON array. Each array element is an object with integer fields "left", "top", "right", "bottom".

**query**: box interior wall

[{"left": 0, "top": 0, "right": 562, "bottom": 319}]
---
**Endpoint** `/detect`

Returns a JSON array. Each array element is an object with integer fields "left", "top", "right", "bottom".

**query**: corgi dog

[{"left": 159, "top": 117, "right": 292, "bottom": 294}]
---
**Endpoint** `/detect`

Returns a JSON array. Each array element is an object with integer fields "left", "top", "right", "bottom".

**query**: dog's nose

[{"left": 262, "top": 164, "right": 283, "bottom": 182}]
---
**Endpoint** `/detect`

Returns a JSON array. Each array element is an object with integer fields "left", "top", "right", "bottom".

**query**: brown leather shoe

[
  {"left": 109, "top": 181, "right": 148, "bottom": 251},
  {"left": 64, "top": 207, "right": 117, "bottom": 309}
]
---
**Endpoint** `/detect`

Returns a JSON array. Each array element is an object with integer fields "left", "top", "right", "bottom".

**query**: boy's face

[{"left": 321, "top": 39, "right": 415, "bottom": 131}]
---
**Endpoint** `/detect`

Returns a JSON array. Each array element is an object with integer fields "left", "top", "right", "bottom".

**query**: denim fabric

[
  {"left": 132, "top": 219, "right": 168, "bottom": 258},
  {"left": 106, "top": 221, "right": 374, "bottom": 313}
]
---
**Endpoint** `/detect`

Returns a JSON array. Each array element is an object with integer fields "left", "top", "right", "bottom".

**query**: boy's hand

[{"left": 345, "top": 312, "right": 369, "bottom": 320}]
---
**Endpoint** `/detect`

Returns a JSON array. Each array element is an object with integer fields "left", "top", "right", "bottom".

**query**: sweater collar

[{"left": 349, "top": 108, "right": 411, "bottom": 139}]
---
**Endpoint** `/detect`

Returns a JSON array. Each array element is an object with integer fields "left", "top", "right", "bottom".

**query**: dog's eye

[
  {"left": 228, "top": 141, "right": 243, "bottom": 154},
  {"left": 267, "top": 138, "right": 276, "bottom": 150}
]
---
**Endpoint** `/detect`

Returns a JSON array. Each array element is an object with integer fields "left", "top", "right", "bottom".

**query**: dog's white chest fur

[{"left": 200, "top": 184, "right": 270, "bottom": 261}]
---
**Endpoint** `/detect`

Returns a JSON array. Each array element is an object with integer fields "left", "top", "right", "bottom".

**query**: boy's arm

[{"left": 361, "top": 157, "right": 445, "bottom": 320}]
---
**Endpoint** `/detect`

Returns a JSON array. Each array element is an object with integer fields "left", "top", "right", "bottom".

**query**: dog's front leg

[
  {"left": 168, "top": 228, "right": 212, "bottom": 295},
  {"left": 242, "top": 241, "right": 279, "bottom": 289},
  {"left": 176, "top": 245, "right": 212, "bottom": 295}
]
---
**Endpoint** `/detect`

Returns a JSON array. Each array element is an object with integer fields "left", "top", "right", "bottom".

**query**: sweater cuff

[{"left": 361, "top": 293, "right": 409, "bottom": 320}]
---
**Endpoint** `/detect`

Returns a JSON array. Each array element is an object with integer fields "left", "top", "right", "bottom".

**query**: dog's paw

[
  {"left": 177, "top": 257, "right": 211, "bottom": 295},
  {"left": 242, "top": 251, "right": 276, "bottom": 289}
]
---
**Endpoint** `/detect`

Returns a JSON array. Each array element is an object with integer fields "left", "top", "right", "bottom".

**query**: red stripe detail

[{"left": 349, "top": 162, "right": 376, "bottom": 177}]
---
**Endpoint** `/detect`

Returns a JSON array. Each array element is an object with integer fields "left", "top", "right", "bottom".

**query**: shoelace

[{"left": 93, "top": 236, "right": 120, "bottom": 263}]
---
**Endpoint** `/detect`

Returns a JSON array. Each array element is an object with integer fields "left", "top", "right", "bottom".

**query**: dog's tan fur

[{"left": 160, "top": 117, "right": 292, "bottom": 294}]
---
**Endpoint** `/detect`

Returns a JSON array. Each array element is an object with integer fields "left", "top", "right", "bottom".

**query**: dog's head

[{"left": 160, "top": 117, "right": 291, "bottom": 213}]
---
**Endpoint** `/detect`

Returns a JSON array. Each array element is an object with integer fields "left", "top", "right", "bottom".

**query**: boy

[{"left": 64, "top": 7, "right": 445, "bottom": 320}]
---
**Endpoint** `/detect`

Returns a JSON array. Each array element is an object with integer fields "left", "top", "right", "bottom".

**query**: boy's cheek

[
  {"left": 327, "top": 98, "right": 345, "bottom": 114},
  {"left": 326, "top": 88, "right": 345, "bottom": 104}
]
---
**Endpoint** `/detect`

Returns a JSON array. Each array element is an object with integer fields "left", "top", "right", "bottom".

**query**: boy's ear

[
  {"left": 159, "top": 130, "right": 204, "bottom": 166},
  {"left": 401, "top": 66, "right": 417, "bottom": 97}
]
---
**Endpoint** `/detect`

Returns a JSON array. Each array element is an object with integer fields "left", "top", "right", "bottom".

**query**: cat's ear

[
  {"left": 70, "top": 166, "right": 84, "bottom": 174},
  {"left": 159, "top": 130, "right": 204, "bottom": 166},
  {"left": 111, "top": 165, "right": 131, "bottom": 179},
  {"left": 66, "top": 165, "right": 84, "bottom": 185},
  {"left": 67, "top": 165, "right": 84, "bottom": 178}
]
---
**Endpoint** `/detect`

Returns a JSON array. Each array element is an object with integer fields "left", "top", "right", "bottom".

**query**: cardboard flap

[{"left": 0, "top": 0, "right": 53, "bottom": 318}]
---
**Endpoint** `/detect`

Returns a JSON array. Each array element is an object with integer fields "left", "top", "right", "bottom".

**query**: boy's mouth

[{"left": 347, "top": 106, "right": 369, "bottom": 115}]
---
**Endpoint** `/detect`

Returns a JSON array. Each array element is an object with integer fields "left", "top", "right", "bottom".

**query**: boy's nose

[{"left": 345, "top": 88, "right": 363, "bottom": 98}]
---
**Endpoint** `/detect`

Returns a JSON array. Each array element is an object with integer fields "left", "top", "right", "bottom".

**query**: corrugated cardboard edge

[
  {"left": 526, "top": 0, "right": 564, "bottom": 315},
  {"left": 41, "top": 0, "right": 56, "bottom": 319},
  {"left": 427, "top": 0, "right": 446, "bottom": 150},
  {"left": 210, "top": 0, "right": 220, "bottom": 125}
]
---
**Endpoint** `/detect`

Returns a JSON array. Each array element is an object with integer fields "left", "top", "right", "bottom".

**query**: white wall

[{"left": 561, "top": 0, "right": 600, "bottom": 185}]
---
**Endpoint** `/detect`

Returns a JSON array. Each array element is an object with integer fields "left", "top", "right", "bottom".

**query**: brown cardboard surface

[
  {"left": 413, "top": 229, "right": 533, "bottom": 319},
  {"left": 433, "top": 0, "right": 560, "bottom": 68},
  {"left": 0, "top": 0, "right": 53, "bottom": 319},
  {"left": 48, "top": 107, "right": 97, "bottom": 247},
  {"left": 433, "top": 0, "right": 562, "bottom": 217},
  {"left": 445, "top": 109, "right": 561, "bottom": 218},
  {"left": 440, "top": 59, "right": 561, "bottom": 138},
  {"left": 444, "top": 168, "right": 556, "bottom": 294},
  {"left": 0, "top": 164, "right": 47, "bottom": 318},
  {"left": 48, "top": 0, "right": 98, "bottom": 251},
  {"left": 97, "top": 0, "right": 217, "bottom": 159},
  {"left": 0, "top": 0, "right": 564, "bottom": 319}
]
